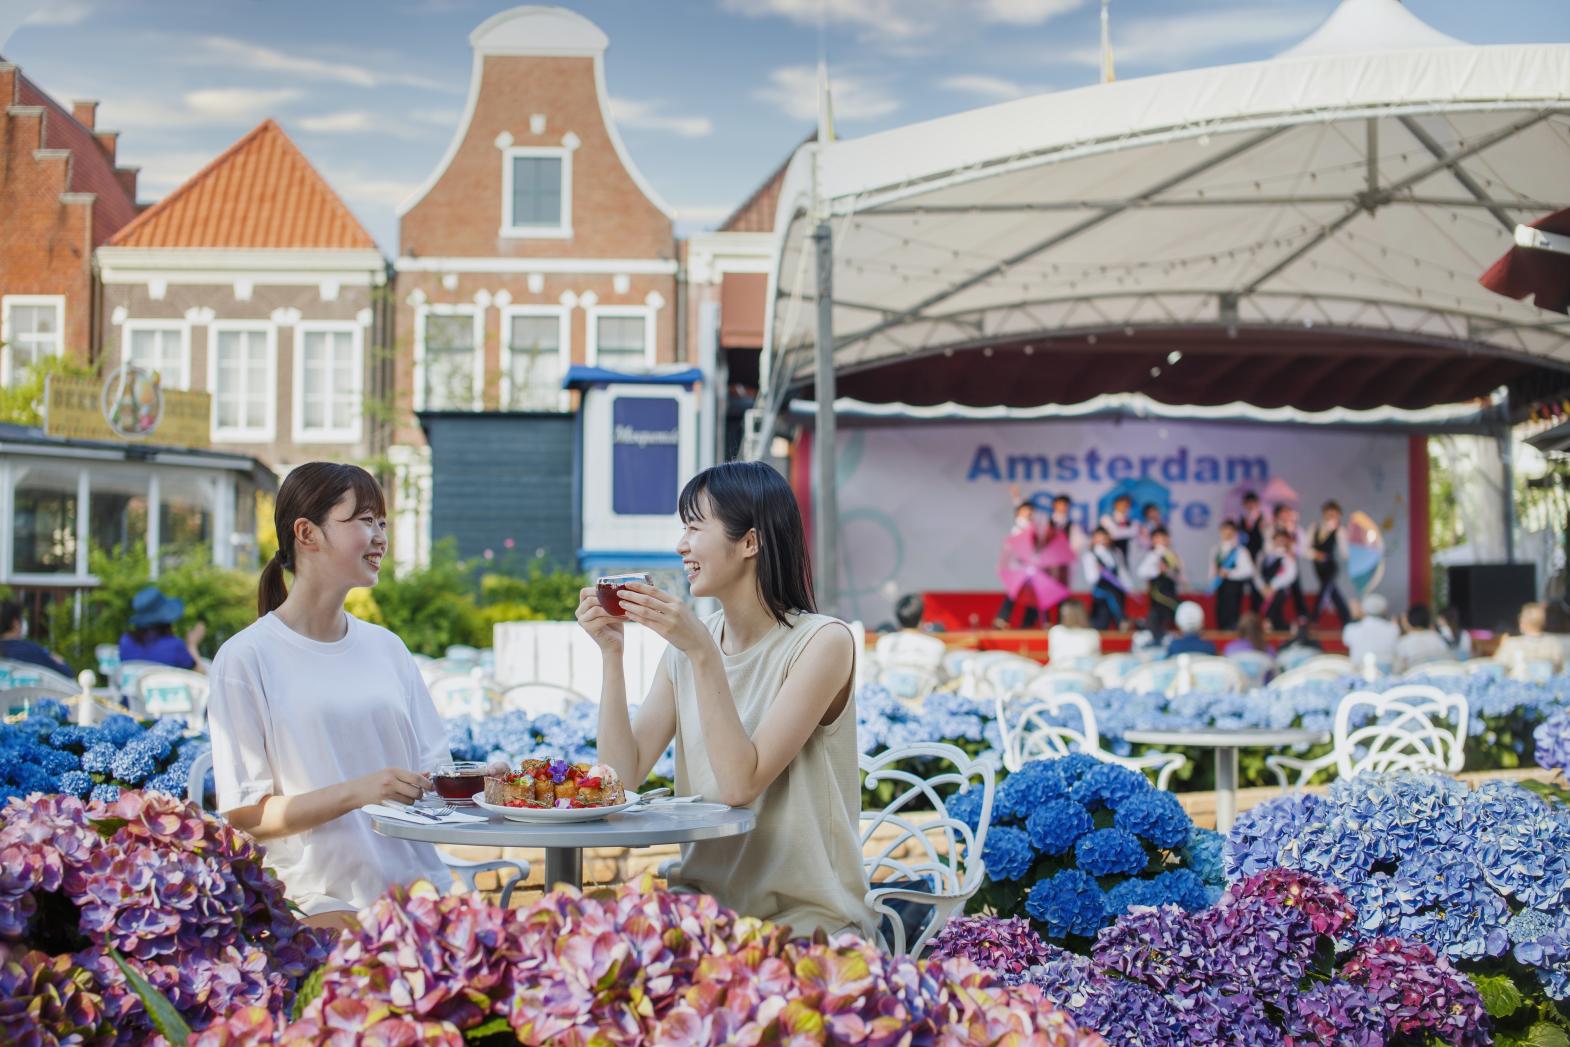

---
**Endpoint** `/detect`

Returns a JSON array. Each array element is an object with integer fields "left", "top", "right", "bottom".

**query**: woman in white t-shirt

[
  {"left": 207, "top": 463, "right": 451, "bottom": 930},
  {"left": 1047, "top": 599, "right": 1102, "bottom": 669}
]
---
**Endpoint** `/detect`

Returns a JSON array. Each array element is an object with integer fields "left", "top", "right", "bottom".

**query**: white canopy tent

[{"left": 752, "top": 0, "right": 1570, "bottom": 607}]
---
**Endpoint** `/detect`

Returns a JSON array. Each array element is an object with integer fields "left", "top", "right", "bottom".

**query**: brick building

[
  {"left": 0, "top": 60, "right": 139, "bottom": 383},
  {"left": 95, "top": 120, "right": 391, "bottom": 472},
  {"left": 391, "top": 5, "right": 681, "bottom": 568}
]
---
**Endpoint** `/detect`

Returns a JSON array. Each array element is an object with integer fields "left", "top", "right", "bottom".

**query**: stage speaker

[{"left": 1446, "top": 563, "right": 1537, "bottom": 632}]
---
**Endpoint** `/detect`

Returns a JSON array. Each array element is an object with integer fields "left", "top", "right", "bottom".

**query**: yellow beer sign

[{"left": 45, "top": 369, "right": 212, "bottom": 450}]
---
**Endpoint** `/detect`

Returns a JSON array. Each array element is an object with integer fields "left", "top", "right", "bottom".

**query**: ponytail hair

[{"left": 259, "top": 462, "right": 387, "bottom": 617}]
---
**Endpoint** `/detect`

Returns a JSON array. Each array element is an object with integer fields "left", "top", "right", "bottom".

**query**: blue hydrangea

[
  {"left": 948, "top": 786, "right": 986, "bottom": 833},
  {"left": 1509, "top": 908, "right": 1558, "bottom": 944},
  {"left": 110, "top": 740, "right": 159, "bottom": 785},
  {"left": 80, "top": 743, "right": 117, "bottom": 775},
  {"left": 88, "top": 783, "right": 121, "bottom": 804},
  {"left": 1075, "top": 828, "right": 1149, "bottom": 877},
  {"left": 30, "top": 699, "right": 69, "bottom": 721},
  {"left": 143, "top": 772, "right": 184, "bottom": 798},
  {"left": 1025, "top": 798, "right": 1093, "bottom": 856},
  {"left": 1106, "top": 877, "right": 1170, "bottom": 914},
  {"left": 1070, "top": 762, "right": 1148, "bottom": 810},
  {"left": 1536, "top": 709, "right": 1570, "bottom": 775},
  {"left": 1150, "top": 867, "right": 1213, "bottom": 911},
  {"left": 1026, "top": 869, "right": 1107, "bottom": 939},
  {"left": 97, "top": 714, "right": 142, "bottom": 746},
  {"left": 57, "top": 770, "right": 92, "bottom": 797},
  {"left": 1181, "top": 828, "right": 1227, "bottom": 887},
  {"left": 1114, "top": 789, "right": 1192, "bottom": 849},
  {"left": 48, "top": 726, "right": 86, "bottom": 752},
  {"left": 982, "top": 825, "right": 1036, "bottom": 882}
]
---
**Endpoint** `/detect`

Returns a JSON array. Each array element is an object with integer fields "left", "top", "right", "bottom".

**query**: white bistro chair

[
  {"left": 860, "top": 742, "right": 995, "bottom": 957},
  {"left": 1267, "top": 654, "right": 1356, "bottom": 691},
  {"left": 499, "top": 682, "right": 589, "bottom": 719},
  {"left": 1266, "top": 683, "right": 1469, "bottom": 789},
  {"left": 133, "top": 668, "right": 211, "bottom": 725},
  {"left": 995, "top": 689, "right": 1187, "bottom": 790}
]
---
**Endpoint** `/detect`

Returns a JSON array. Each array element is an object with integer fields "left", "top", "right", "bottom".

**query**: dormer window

[{"left": 501, "top": 146, "right": 572, "bottom": 238}]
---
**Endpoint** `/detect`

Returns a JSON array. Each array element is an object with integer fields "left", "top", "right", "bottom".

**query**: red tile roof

[
  {"left": 108, "top": 120, "right": 377, "bottom": 251},
  {"left": 16, "top": 71, "right": 138, "bottom": 245}
]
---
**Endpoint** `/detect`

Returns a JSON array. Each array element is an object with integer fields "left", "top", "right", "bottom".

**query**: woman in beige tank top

[{"left": 575, "top": 461, "right": 877, "bottom": 941}]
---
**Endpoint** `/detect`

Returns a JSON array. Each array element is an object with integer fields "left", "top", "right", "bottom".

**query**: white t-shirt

[
  {"left": 1048, "top": 625, "right": 1102, "bottom": 668},
  {"left": 207, "top": 612, "right": 453, "bottom": 915},
  {"left": 1393, "top": 629, "right": 1455, "bottom": 672},
  {"left": 1342, "top": 615, "right": 1400, "bottom": 668}
]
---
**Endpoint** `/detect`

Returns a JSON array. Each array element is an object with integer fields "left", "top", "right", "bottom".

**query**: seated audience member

[
  {"left": 894, "top": 593, "right": 926, "bottom": 632},
  {"left": 1342, "top": 593, "right": 1399, "bottom": 670},
  {"left": 0, "top": 600, "right": 72, "bottom": 676},
  {"left": 119, "top": 587, "right": 205, "bottom": 671},
  {"left": 1494, "top": 602, "right": 1565, "bottom": 675},
  {"left": 1048, "top": 600, "right": 1102, "bottom": 669},
  {"left": 1222, "top": 612, "right": 1271, "bottom": 657},
  {"left": 1166, "top": 601, "right": 1217, "bottom": 658},
  {"left": 1436, "top": 605, "right": 1473, "bottom": 659},
  {"left": 1393, "top": 603, "right": 1455, "bottom": 672}
]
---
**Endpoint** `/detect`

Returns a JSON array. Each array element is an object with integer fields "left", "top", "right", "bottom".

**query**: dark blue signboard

[{"left": 612, "top": 397, "right": 680, "bottom": 515}]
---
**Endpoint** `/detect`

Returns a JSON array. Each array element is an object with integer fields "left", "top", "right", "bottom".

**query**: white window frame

[
  {"left": 498, "top": 304, "right": 571, "bottom": 411},
  {"left": 292, "top": 320, "right": 365, "bottom": 444},
  {"left": 121, "top": 318, "right": 192, "bottom": 390},
  {"left": 586, "top": 305, "right": 656, "bottom": 369},
  {"left": 206, "top": 320, "right": 277, "bottom": 443},
  {"left": 500, "top": 146, "right": 572, "bottom": 239},
  {"left": 412, "top": 303, "right": 485, "bottom": 412},
  {"left": 1, "top": 294, "right": 66, "bottom": 385}
]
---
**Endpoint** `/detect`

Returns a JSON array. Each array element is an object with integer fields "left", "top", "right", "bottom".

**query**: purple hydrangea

[
  {"left": 925, "top": 915, "right": 1055, "bottom": 978},
  {"left": 1340, "top": 937, "right": 1491, "bottom": 1047},
  {"left": 1535, "top": 708, "right": 1570, "bottom": 775}
]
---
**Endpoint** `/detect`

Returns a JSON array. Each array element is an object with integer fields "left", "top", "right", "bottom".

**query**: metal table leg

[
  {"left": 544, "top": 846, "right": 582, "bottom": 890},
  {"left": 1214, "top": 746, "right": 1239, "bottom": 833}
]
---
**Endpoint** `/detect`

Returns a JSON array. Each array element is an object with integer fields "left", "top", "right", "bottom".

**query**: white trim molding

[
  {"left": 500, "top": 144, "right": 573, "bottom": 239},
  {"left": 395, "top": 256, "right": 677, "bottom": 275},
  {"left": 498, "top": 303, "right": 572, "bottom": 411},
  {"left": 413, "top": 302, "right": 486, "bottom": 412},
  {"left": 292, "top": 320, "right": 365, "bottom": 445},
  {"left": 121, "top": 318, "right": 193, "bottom": 390},
  {"left": 206, "top": 320, "right": 278, "bottom": 444},
  {"left": 586, "top": 304, "right": 656, "bottom": 369},
  {"left": 0, "top": 294, "right": 66, "bottom": 385},
  {"left": 96, "top": 247, "right": 388, "bottom": 287}
]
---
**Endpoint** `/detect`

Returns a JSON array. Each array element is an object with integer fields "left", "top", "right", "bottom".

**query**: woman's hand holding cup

[{"left": 576, "top": 586, "right": 625, "bottom": 654}]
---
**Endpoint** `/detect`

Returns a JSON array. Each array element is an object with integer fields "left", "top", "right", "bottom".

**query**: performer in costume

[
  {"left": 1208, "top": 519, "right": 1255, "bottom": 630},
  {"left": 1100, "top": 494, "right": 1140, "bottom": 565},
  {"left": 1239, "top": 490, "right": 1266, "bottom": 612},
  {"left": 1046, "top": 495, "right": 1086, "bottom": 625},
  {"left": 1309, "top": 500, "right": 1352, "bottom": 626},
  {"left": 1256, "top": 528, "right": 1300, "bottom": 631},
  {"left": 994, "top": 491, "right": 1045, "bottom": 628},
  {"left": 1136, "top": 526, "right": 1183, "bottom": 639},
  {"left": 1083, "top": 527, "right": 1132, "bottom": 630},
  {"left": 1137, "top": 502, "right": 1165, "bottom": 553},
  {"left": 1272, "top": 502, "right": 1310, "bottom": 621}
]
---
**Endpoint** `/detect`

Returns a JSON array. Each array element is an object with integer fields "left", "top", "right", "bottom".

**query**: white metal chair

[
  {"left": 1091, "top": 653, "right": 1139, "bottom": 688},
  {"left": 0, "top": 658, "right": 78, "bottom": 693},
  {"left": 1274, "top": 644, "right": 1321, "bottom": 672},
  {"left": 1463, "top": 658, "right": 1505, "bottom": 680},
  {"left": 427, "top": 675, "right": 500, "bottom": 720},
  {"left": 1266, "top": 683, "right": 1470, "bottom": 789},
  {"left": 860, "top": 742, "right": 995, "bottom": 957},
  {"left": 875, "top": 630, "right": 946, "bottom": 673},
  {"left": 4, "top": 683, "right": 79, "bottom": 717},
  {"left": 443, "top": 644, "right": 481, "bottom": 666},
  {"left": 1175, "top": 655, "right": 1246, "bottom": 695},
  {"left": 941, "top": 649, "right": 979, "bottom": 684},
  {"left": 980, "top": 654, "right": 1043, "bottom": 698},
  {"left": 1122, "top": 658, "right": 1182, "bottom": 696},
  {"left": 995, "top": 689, "right": 1188, "bottom": 790},
  {"left": 185, "top": 750, "right": 532, "bottom": 907},
  {"left": 499, "top": 682, "right": 589, "bottom": 719},
  {"left": 1401, "top": 660, "right": 1468, "bottom": 682},
  {"left": 875, "top": 663, "right": 943, "bottom": 705},
  {"left": 1227, "top": 649, "right": 1275, "bottom": 688},
  {"left": 1267, "top": 654, "right": 1356, "bottom": 690},
  {"left": 133, "top": 668, "right": 210, "bottom": 724},
  {"left": 1023, "top": 669, "right": 1101, "bottom": 699}
]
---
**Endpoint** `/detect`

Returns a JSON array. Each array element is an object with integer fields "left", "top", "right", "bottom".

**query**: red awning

[
  {"left": 720, "top": 273, "right": 767, "bottom": 349},
  {"left": 1481, "top": 207, "right": 1570, "bottom": 315}
]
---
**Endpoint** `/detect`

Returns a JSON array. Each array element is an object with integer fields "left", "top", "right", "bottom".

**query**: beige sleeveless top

[{"left": 661, "top": 610, "right": 877, "bottom": 941}]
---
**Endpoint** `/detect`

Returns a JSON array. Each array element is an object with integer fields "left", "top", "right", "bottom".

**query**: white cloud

[
  {"left": 756, "top": 65, "right": 897, "bottom": 123},
  {"left": 674, "top": 203, "right": 734, "bottom": 224},
  {"left": 721, "top": 0, "right": 927, "bottom": 41},
  {"left": 323, "top": 172, "right": 420, "bottom": 208},
  {"left": 939, "top": 74, "right": 1044, "bottom": 101},
  {"left": 1074, "top": 6, "right": 1324, "bottom": 69},
  {"left": 183, "top": 35, "right": 454, "bottom": 92},
  {"left": 184, "top": 87, "right": 302, "bottom": 121},
  {"left": 609, "top": 97, "right": 713, "bottom": 139},
  {"left": 23, "top": 1, "right": 92, "bottom": 26},
  {"left": 980, "top": 0, "right": 1085, "bottom": 25},
  {"left": 124, "top": 150, "right": 213, "bottom": 194},
  {"left": 296, "top": 110, "right": 378, "bottom": 133},
  {"left": 412, "top": 107, "right": 461, "bottom": 126}
]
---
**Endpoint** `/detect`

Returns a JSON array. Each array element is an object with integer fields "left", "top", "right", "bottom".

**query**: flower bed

[
  {"left": 0, "top": 789, "right": 333, "bottom": 1043},
  {"left": 932, "top": 868, "right": 1490, "bottom": 1047},
  {"left": 948, "top": 754, "right": 1223, "bottom": 945},
  {"left": 0, "top": 701, "right": 209, "bottom": 806},
  {"left": 1227, "top": 772, "right": 1570, "bottom": 1042}
]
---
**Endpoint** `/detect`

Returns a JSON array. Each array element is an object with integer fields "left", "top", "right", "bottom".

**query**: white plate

[{"left": 471, "top": 790, "right": 640, "bottom": 823}]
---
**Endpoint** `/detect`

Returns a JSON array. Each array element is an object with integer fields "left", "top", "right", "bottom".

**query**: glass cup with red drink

[
  {"left": 595, "top": 573, "right": 653, "bottom": 618},
  {"left": 430, "top": 761, "right": 488, "bottom": 806}
]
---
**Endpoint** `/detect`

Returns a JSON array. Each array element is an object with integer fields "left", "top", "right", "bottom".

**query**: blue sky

[{"left": 3, "top": 0, "right": 1565, "bottom": 253}]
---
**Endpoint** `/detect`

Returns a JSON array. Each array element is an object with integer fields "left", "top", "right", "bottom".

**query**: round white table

[
  {"left": 370, "top": 803, "right": 757, "bottom": 890},
  {"left": 1122, "top": 727, "right": 1330, "bottom": 832}
]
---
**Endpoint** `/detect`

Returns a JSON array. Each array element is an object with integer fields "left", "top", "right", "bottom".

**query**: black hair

[
  {"left": 1141, "top": 502, "right": 1161, "bottom": 516},
  {"left": 260, "top": 462, "right": 386, "bottom": 617},
  {"left": 1015, "top": 501, "right": 1035, "bottom": 515},
  {"left": 1092, "top": 526, "right": 1111, "bottom": 539},
  {"left": 132, "top": 623, "right": 175, "bottom": 645},
  {"left": 1112, "top": 493, "right": 1132, "bottom": 506},
  {"left": 1150, "top": 526, "right": 1169, "bottom": 539},
  {"left": 1052, "top": 494, "right": 1071, "bottom": 507},
  {"left": 1322, "top": 500, "right": 1342, "bottom": 514},
  {"left": 895, "top": 593, "right": 924, "bottom": 629},
  {"left": 1273, "top": 528, "right": 1295, "bottom": 542},
  {"left": 679, "top": 461, "right": 814, "bottom": 627},
  {"left": 1242, "top": 490, "right": 1259, "bottom": 502},
  {"left": 1219, "top": 517, "right": 1238, "bottom": 531},
  {"left": 1273, "top": 503, "right": 1292, "bottom": 518},
  {"left": 0, "top": 600, "right": 21, "bottom": 635},
  {"left": 1407, "top": 603, "right": 1433, "bottom": 629}
]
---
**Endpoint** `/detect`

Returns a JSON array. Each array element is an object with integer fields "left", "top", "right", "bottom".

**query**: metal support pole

[
  {"left": 1499, "top": 391, "right": 1516, "bottom": 564},
  {"left": 813, "top": 220, "right": 838, "bottom": 615}
]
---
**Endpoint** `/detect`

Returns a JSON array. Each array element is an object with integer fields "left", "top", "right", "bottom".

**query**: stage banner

[{"left": 827, "top": 418, "right": 1413, "bottom": 626}]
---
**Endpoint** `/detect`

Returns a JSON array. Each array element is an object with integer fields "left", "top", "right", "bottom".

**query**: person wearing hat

[
  {"left": 119, "top": 586, "right": 206, "bottom": 671},
  {"left": 1341, "top": 593, "right": 1399, "bottom": 670}
]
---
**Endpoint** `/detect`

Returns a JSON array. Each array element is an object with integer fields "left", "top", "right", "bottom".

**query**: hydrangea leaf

[
  {"left": 1470, "top": 972, "right": 1526, "bottom": 1019},
  {"left": 109, "top": 949, "right": 193, "bottom": 1043},
  {"left": 291, "top": 964, "right": 326, "bottom": 1021},
  {"left": 462, "top": 1016, "right": 513, "bottom": 1040}
]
